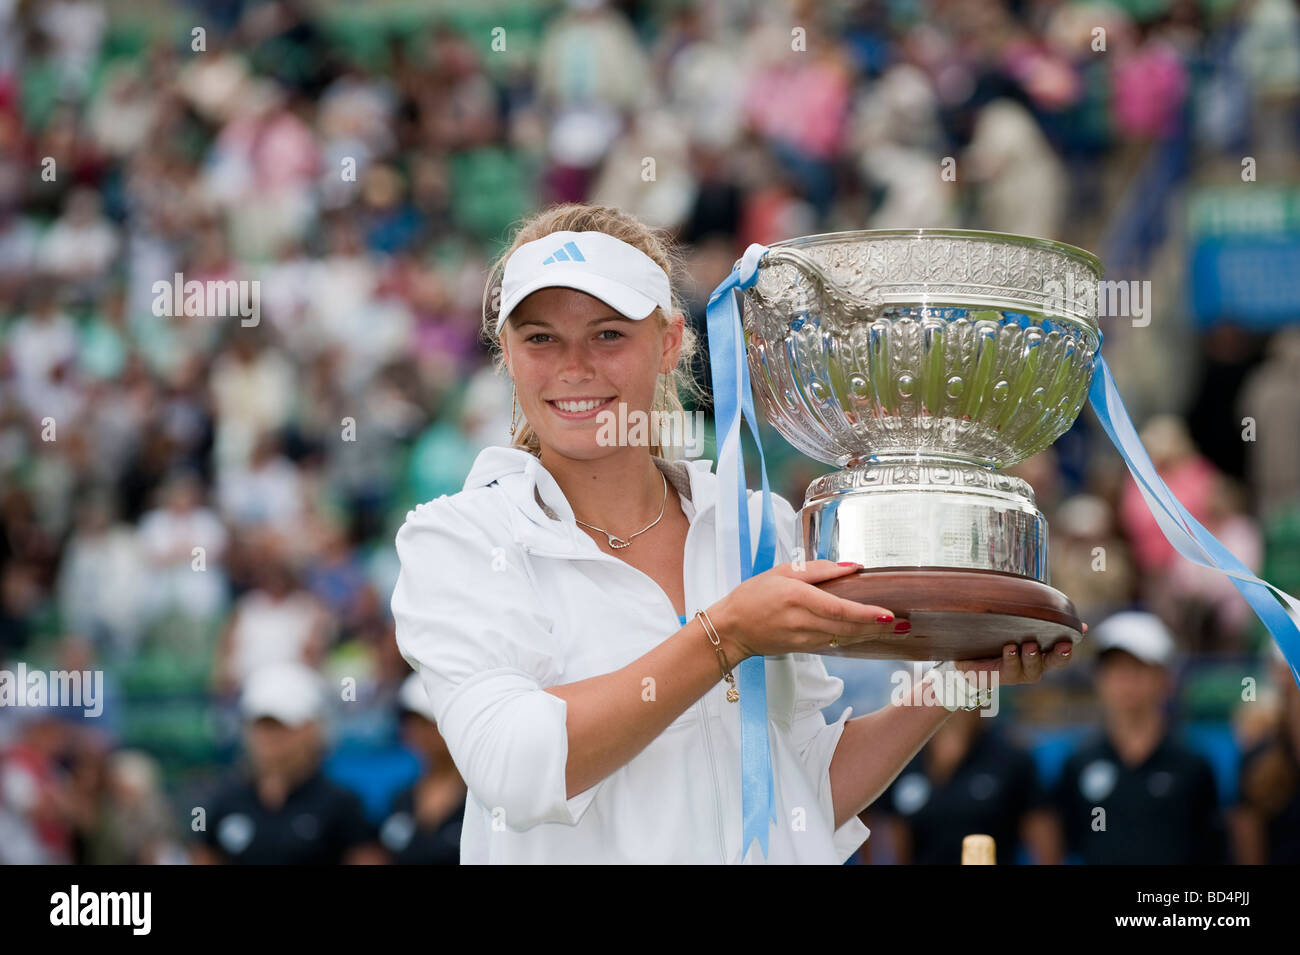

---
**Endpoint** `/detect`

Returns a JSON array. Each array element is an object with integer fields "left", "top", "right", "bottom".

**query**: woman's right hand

[{"left": 705, "top": 560, "right": 899, "bottom": 661}]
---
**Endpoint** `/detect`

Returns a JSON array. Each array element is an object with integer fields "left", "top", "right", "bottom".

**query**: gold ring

[{"left": 828, "top": 637, "right": 840, "bottom": 648}]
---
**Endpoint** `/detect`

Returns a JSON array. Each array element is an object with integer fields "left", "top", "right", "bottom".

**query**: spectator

[
  {"left": 1232, "top": 644, "right": 1300, "bottom": 863},
  {"left": 68, "top": 745, "right": 186, "bottom": 865},
  {"left": 1238, "top": 327, "right": 1300, "bottom": 521},
  {"left": 1050, "top": 611, "right": 1227, "bottom": 864},
  {"left": 208, "top": 333, "right": 298, "bottom": 476},
  {"left": 849, "top": 62, "right": 958, "bottom": 230},
  {"left": 35, "top": 0, "right": 106, "bottom": 100},
  {"left": 879, "top": 709, "right": 1058, "bottom": 865},
  {"left": 535, "top": 0, "right": 651, "bottom": 201},
  {"left": 963, "top": 96, "right": 1068, "bottom": 238},
  {"left": 136, "top": 469, "right": 229, "bottom": 631},
  {"left": 216, "top": 430, "right": 305, "bottom": 535},
  {"left": 193, "top": 662, "right": 382, "bottom": 864},
  {"left": 101, "top": 751, "right": 188, "bottom": 864},
  {"left": 1152, "top": 475, "right": 1262, "bottom": 653},
  {"left": 378, "top": 673, "right": 466, "bottom": 865},
  {"left": 1048, "top": 493, "right": 1138, "bottom": 627},
  {"left": 0, "top": 711, "right": 77, "bottom": 864},
  {"left": 303, "top": 519, "right": 373, "bottom": 635},
  {"left": 0, "top": 211, "right": 41, "bottom": 300},
  {"left": 56, "top": 489, "right": 146, "bottom": 657},
  {"left": 36, "top": 188, "right": 119, "bottom": 293},
  {"left": 215, "top": 551, "right": 329, "bottom": 694},
  {"left": 741, "top": 19, "right": 854, "bottom": 217},
  {"left": 1117, "top": 415, "right": 1220, "bottom": 577},
  {"left": 7, "top": 283, "right": 78, "bottom": 422},
  {"left": 86, "top": 58, "right": 160, "bottom": 159}
]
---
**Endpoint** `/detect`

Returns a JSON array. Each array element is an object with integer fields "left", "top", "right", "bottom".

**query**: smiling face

[{"left": 502, "top": 286, "right": 683, "bottom": 461}]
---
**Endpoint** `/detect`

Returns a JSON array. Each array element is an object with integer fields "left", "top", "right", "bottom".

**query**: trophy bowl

[{"left": 741, "top": 229, "right": 1102, "bottom": 660}]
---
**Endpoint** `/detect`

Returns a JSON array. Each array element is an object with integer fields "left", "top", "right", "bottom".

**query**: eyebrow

[{"left": 514, "top": 314, "right": 633, "bottom": 329}]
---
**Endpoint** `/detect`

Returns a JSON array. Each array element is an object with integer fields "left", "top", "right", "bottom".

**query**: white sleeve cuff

[
  {"left": 435, "top": 667, "right": 603, "bottom": 831},
  {"left": 798, "top": 704, "right": 871, "bottom": 863}
]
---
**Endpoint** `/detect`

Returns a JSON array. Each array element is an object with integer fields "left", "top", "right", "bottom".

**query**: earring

[{"left": 509, "top": 382, "right": 518, "bottom": 439}]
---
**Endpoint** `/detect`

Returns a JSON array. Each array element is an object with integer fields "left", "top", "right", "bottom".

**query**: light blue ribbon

[
  {"left": 706, "top": 243, "right": 780, "bottom": 860},
  {"left": 1086, "top": 332, "right": 1300, "bottom": 687}
]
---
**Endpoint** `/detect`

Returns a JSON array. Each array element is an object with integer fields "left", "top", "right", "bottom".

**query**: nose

[{"left": 556, "top": 340, "right": 596, "bottom": 383}]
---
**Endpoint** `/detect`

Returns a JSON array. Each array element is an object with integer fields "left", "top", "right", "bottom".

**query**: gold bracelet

[{"left": 695, "top": 609, "right": 738, "bottom": 703}]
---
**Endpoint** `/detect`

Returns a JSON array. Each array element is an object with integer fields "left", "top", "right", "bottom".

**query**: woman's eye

[{"left": 525, "top": 330, "right": 621, "bottom": 343}]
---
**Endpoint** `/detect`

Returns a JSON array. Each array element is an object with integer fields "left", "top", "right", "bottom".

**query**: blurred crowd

[{"left": 1, "top": 0, "right": 1300, "bottom": 864}]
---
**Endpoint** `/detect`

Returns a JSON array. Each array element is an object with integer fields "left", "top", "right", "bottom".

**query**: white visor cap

[
  {"left": 495, "top": 230, "right": 673, "bottom": 335},
  {"left": 240, "top": 662, "right": 326, "bottom": 727},
  {"left": 1092, "top": 611, "right": 1177, "bottom": 667}
]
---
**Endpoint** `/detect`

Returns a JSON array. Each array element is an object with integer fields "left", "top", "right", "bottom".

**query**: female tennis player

[{"left": 391, "top": 203, "right": 1080, "bottom": 864}]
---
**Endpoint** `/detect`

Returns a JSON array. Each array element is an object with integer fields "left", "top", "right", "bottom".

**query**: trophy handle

[{"left": 755, "top": 246, "right": 884, "bottom": 320}]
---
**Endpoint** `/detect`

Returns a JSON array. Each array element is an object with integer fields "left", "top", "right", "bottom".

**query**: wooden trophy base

[{"left": 815, "top": 567, "right": 1084, "bottom": 661}]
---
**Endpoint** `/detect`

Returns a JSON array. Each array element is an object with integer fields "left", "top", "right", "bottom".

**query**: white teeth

[{"left": 553, "top": 398, "right": 608, "bottom": 413}]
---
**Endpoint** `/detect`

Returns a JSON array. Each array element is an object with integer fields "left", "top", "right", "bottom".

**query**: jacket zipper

[
  {"left": 518, "top": 530, "right": 730, "bottom": 863},
  {"left": 695, "top": 694, "right": 729, "bottom": 862}
]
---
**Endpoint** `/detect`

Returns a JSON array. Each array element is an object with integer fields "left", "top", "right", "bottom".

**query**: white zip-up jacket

[{"left": 390, "top": 445, "right": 871, "bottom": 864}]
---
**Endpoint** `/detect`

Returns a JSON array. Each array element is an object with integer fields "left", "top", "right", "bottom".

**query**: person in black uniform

[
  {"left": 1051, "top": 611, "right": 1227, "bottom": 865},
  {"left": 1233, "top": 643, "right": 1300, "bottom": 863},
  {"left": 193, "top": 662, "right": 383, "bottom": 865},
  {"left": 880, "top": 706, "right": 1056, "bottom": 864},
  {"left": 378, "top": 673, "right": 466, "bottom": 865}
]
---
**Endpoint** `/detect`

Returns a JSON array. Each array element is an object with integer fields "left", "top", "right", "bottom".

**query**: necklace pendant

[
  {"left": 608, "top": 536, "right": 631, "bottom": 549},
  {"left": 726, "top": 686, "right": 739, "bottom": 703}
]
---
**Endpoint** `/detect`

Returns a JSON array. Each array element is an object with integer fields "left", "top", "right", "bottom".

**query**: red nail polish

[
  {"left": 836, "top": 561, "right": 861, "bottom": 567},
  {"left": 893, "top": 621, "right": 911, "bottom": 633},
  {"left": 876, "top": 614, "right": 894, "bottom": 623}
]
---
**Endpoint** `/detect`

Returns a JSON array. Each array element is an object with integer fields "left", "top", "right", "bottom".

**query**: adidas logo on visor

[{"left": 541, "top": 241, "right": 586, "bottom": 264}]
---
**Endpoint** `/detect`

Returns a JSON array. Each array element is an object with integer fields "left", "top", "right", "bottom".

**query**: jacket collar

[{"left": 463, "top": 445, "right": 718, "bottom": 553}]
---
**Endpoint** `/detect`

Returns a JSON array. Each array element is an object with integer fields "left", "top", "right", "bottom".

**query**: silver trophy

[{"left": 740, "top": 229, "right": 1101, "bottom": 660}]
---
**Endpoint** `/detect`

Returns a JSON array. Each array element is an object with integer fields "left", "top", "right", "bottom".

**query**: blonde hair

[{"left": 481, "top": 203, "right": 705, "bottom": 461}]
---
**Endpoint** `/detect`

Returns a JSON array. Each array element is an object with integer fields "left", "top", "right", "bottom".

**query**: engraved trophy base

[
  {"left": 798, "top": 459, "right": 1083, "bottom": 661},
  {"left": 816, "top": 567, "right": 1083, "bottom": 661}
]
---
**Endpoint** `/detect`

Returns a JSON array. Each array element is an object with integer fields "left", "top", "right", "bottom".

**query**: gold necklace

[{"left": 573, "top": 472, "right": 667, "bottom": 549}]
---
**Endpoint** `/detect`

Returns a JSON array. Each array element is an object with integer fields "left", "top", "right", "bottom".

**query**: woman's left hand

[{"left": 952, "top": 622, "right": 1087, "bottom": 687}]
